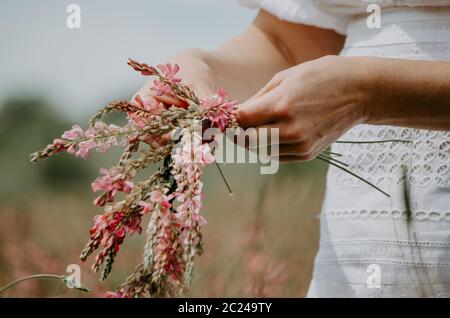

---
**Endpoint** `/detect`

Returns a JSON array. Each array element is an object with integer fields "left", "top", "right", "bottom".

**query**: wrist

[{"left": 355, "top": 57, "right": 389, "bottom": 125}]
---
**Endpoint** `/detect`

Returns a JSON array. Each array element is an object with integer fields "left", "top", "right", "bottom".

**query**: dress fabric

[{"left": 240, "top": 0, "right": 450, "bottom": 297}]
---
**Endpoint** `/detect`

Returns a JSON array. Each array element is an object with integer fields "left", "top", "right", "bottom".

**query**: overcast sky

[{"left": 0, "top": 0, "right": 256, "bottom": 118}]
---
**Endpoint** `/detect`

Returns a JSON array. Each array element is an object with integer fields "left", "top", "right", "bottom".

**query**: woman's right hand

[
  {"left": 131, "top": 49, "right": 216, "bottom": 147},
  {"left": 132, "top": 48, "right": 216, "bottom": 104}
]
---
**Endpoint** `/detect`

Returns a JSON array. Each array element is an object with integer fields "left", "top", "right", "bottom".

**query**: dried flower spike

[{"left": 31, "top": 59, "right": 238, "bottom": 297}]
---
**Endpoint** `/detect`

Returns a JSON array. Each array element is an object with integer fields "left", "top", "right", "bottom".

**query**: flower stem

[
  {"left": 0, "top": 274, "right": 90, "bottom": 294},
  {"left": 322, "top": 149, "right": 343, "bottom": 157},
  {"left": 215, "top": 162, "right": 233, "bottom": 195},
  {"left": 335, "top": 139, "right": 412, "bottom": 144},
  {"left": 0, "top": 274, "right": 64, "bottom": 294},
  {"left": 318, "top": 153, "right": 349, "bottom": 167},
  {"left": 316, "top": 155, "right": 390, "bottom": 197}
]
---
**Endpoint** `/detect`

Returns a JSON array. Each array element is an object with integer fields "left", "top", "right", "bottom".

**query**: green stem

[
  {"left": 215, "top": 162, "right": 233, "bottom": 195},
  {"left": 0, "top": 274, "right": 64, "bottom": 294},
  {"left": 319, "top": 153, "right": 349, "bottom": 167},
  {"left": 322, "top": 149, "right": 343, "bottom": 157},
  {"left": 316, "top": 155, "right": 390, "bottom": 197},
  {"left": 335, "top": 139, "right": 412, "bottom": 144}
]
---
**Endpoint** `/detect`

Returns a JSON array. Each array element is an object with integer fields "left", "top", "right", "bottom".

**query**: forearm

[
  {"left": 181, "top": 25, "right": 289, "bottom": 102},
  {"left": 205, "top": 25, "right": 291, "bottom": 101},
  {"left": 364, "top": 57, "right": 450, "bottom": 131},
  {"left": 169, "top": 11, "right": 344, "bottom": 101}
]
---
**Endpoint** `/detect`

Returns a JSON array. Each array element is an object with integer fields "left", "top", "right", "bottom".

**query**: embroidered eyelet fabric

[{"left": 240, "top": 0, "right": 450, "bottom": 297}]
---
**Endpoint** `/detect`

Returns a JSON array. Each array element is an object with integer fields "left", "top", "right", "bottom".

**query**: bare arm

[
  {"left": 364, "top": 58, "right": 450, "bottom": 131},
  {"left": 204, "top": 10, "right": 345, "bottom": 100},
  {"left": 135, "top": 10, "right": 344, "bottom": 102},
  {"left": 237, "top": 55, "right": 450, "bottom": 162}
]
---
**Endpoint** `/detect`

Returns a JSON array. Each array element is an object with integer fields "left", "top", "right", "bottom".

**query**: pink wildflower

[
  {"left": 151, "top": 79, "right": 173, "bottom": 96},
  {"left": 62, "top": 124, "right": 84, "bottom": 140},
  {"left": 128, "top": 95, "right": 161, "bottom": 128},
  {"left": 91, "top": 168, "right": 133, "bottom": 206},
  {"left": 201, "top": 88, "right": 237, "bottom": 131},
  {"left": 75, "top": 140, "right": 97, "bottom": 159},
  {"left": 157, "top": 63, "right": 181, "bottom": 82},
  {"left": 138, "top": 201, "right": 153, "bottom": 215},
  {"left": 153, "top": 93, "right": 189, "bottom": 109}
]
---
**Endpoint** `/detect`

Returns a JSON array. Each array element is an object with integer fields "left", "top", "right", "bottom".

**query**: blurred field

[{"left": 0, "top": 97, "right": 327, "bottom": 297}]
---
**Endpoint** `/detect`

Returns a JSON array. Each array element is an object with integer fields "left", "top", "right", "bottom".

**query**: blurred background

[{"left": 0, "top": 0, "right": 327, "bottom": 297}]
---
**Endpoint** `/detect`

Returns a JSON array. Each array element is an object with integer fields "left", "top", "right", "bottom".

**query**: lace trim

[
  {"left": 322, "top": 239, "right": 450, "bottom": 247},
  {"left": 328, "top": 126, "right": 450, "bottom": 188},
  {"left": 317, "top": 259, "right": 450, "bottom": 267},
  {"left": 324, "top": 209, "right": 450, "bottom": 221},
  {"left": 316, "top": 239, "right": 450, "bottom": 267}
]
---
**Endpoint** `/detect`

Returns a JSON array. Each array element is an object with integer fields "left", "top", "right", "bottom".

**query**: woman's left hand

[{"left": 237, "top": 55, "right": 372, "bottom": 162}]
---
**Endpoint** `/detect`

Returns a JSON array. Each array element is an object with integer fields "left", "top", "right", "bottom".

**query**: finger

[
  {"left": 251, "top": 74, "right": 283, "bottom": 101},
  {"left": 153, "top": 94, "right": 189, "bottom": 109},
  {"left": 233, "top": 122, "right": 308, "bottom": 150},
  {"left": 231, "top": 125, "right": 284, "bottom": 162},
  {"left": 248, "top": 122, "right": 308, "bottom": 146},
  {"left": 277, "top": 141, "right": 314, "bottom": 156},
  {"left": 274, "top": 154, "right": 315, "bottom": 163},
  {"left": 237, "top": 91, "right": 280, "bottom": 128},
  {"left": 133, "top": 80, "right": 189, "bottom": 108},
  {"left": 247, "top": 124, "right": 281, "bottom": 149}
]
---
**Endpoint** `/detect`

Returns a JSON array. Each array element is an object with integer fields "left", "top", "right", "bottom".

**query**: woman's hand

[
  {"left": 130, "top": 10, "right": 346, "bottom": 149},
  {"left": 238, "top": 55, "right": 372, "bottom": 162},
  {"left": 131, "top": 49, "right": 217, "bottom": 147},
  {"left": 133, "top": 48, "right": 216, "bottom": 103},
  {"left": 133, "top": 10, "right": 345, "bottom": 106}
]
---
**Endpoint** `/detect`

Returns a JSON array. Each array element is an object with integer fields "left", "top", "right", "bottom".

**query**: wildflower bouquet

[
  {"left": 31, "top": 59, "right": 238, "bottom": 297},
  {"left": 29, "top": 59, "right": 397, "bottom": 298}
]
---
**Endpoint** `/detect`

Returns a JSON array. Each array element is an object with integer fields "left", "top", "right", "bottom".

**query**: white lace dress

[{"left": 241, "top": 0, "right": 450, "bottom": 297}]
